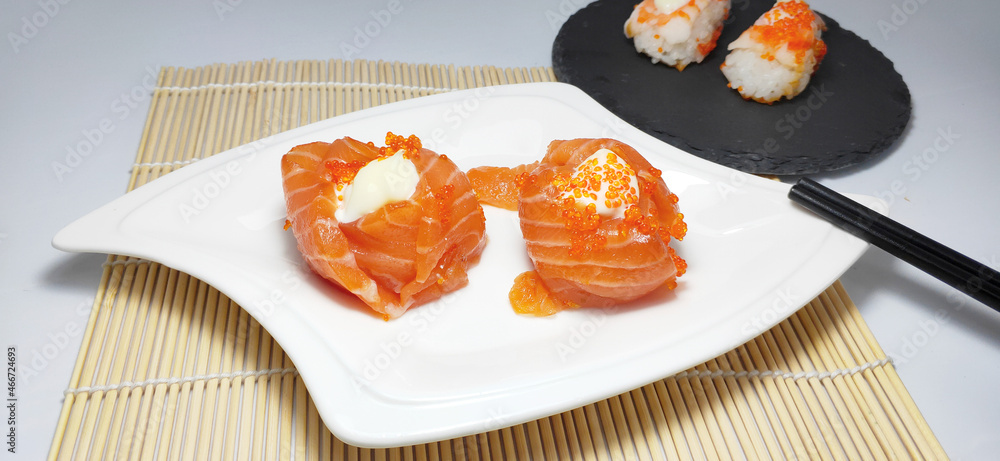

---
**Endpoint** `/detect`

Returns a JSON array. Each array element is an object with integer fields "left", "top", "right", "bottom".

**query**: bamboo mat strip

[{"left": 48, "top": 59, "right": 947, "bottom": 460}]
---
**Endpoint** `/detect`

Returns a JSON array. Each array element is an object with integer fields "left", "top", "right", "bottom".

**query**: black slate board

[{"left": 552, "top": 0, "right": 911, "bottom": 175}]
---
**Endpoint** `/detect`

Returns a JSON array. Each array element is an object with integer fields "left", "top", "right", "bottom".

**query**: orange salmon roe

[
  {"left": 546, "top": 152, "right": 686, "bottom": 262},
  {"left": 669, "top": 246, "right": 687, "bottom": 277},
  {"left": 550, "top": 150, "right": 645, "bottom": 256},
  {"left": 379, "top": 131, "right": 422, "bottom": 159},
  {"left": 434, "top": 184, "right": 455, "bottom": 226},
  {"left": 812, "top": 39, "right": 828, "bottom": 71},
  {"left": 556, "top": 150, "right": 639, "bottom": 212},
  {"left": 324, "top": 159, "right": 367, "bottom": 186},
  {"left": 559, "top": 198, "right": 606, "bottom": 257},
  {"left": 326, "top": 132, "right": 424, "bottom": 201},
  {"left": 669, "top": 212, "right": 688, "bottom": 241},
  {"left": 620, "top": 204, "right": 659, "bottom": 237},
  {"left": 750, "top": 0, "right": 819, "bottom": 63},
  {"left": 636, "top": 0, "right": 696, "bottom": 26},
  {"left": 519, "top": 171, "right": 537, "bottom": 189}
]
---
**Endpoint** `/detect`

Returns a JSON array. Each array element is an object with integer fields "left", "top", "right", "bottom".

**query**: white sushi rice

[
  {"left": 624, "top": 0, "right": 731, "bottom": 71},
  {"left": 720, "top": 0, "right": 826, "bottom": 103},
  {"left": 720, "top": 48, "right": 810, "bottom": 103}
]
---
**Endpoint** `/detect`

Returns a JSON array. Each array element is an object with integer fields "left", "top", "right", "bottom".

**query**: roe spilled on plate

[
  {"left": 468, "top": 138, "right": 688, "bottom": 317},
  {"left": 281, "top": 132, "right": 487, "bottom": 320}
]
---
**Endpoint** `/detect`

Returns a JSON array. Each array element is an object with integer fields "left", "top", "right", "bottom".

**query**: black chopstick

[{"left": 789, "top": 178, "right": 1000, "bottom": 311}]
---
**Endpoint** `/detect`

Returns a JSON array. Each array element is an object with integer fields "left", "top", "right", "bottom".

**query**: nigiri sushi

[
  {"left": 720, "top": 0, "right": 827, "bottom": 103},
  {"left": 624, "top": 0, "right": 731, "bottom": 71},
  {"left": 281, "top": 133, "right": 487, "bottom": 320},
  {"left": 469, "top": 139, "right": 687, "bottom": 316}
]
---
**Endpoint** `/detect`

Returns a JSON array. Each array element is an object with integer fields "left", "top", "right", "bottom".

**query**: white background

[{"left": 2, "top": 0, "right": 998, "bottom": 458}]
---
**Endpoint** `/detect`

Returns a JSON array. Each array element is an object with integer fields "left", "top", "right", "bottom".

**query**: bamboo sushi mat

[{"left": 48, "top": 59, "right": 947, "bottom": 460}]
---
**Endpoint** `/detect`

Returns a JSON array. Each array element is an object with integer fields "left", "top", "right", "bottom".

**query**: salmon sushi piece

[
  {"left": 469, "top": 139, "right": 687, "bottom": 316},
  {"left": 720, "top": 0, "right": 827, "bottom": 103},
  {"left": 281, "top": 133, "right": 487, "bottom": 320},
  {"left": 625, "top": 0, "right": 731, "bottom": 71}
]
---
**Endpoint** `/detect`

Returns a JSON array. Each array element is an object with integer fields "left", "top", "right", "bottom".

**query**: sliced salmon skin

[
  {"left": 472, "top": 138, "right": 686, "bottom": 315},
  {"left": 281, "top": 133, "right": 487, "bottom": 320}
]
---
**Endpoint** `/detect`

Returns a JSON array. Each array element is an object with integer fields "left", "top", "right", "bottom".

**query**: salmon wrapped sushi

[
  {"left": 720, "top": 0, "right": 827, "bottom": 103},
  {"left": 624, "top": 0, "right": 731, "bottom": 71},
  {"left": 469, "top": 139, "right": 687, "bottom": 316},
  {"left": 281, "top": 133, "right": 487, "bottom": 320}
]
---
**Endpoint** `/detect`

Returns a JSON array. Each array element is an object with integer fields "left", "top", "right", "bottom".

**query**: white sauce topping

[
  {"left": 562, "top": 148, "right": 639, "bottom": 220},
  {"left": 334, "top": 150, "right": 419, "bottom": 223},
  {"left": 654, "top": 0, "right": 688, "bottom": 14}
]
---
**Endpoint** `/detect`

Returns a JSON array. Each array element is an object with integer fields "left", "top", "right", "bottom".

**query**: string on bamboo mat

[
  {"left": 59, "top": 358, "right": 897, "bottom": 398},
  {"left": 47, "top": 59, "right": 947, "bottom": 461},
  {"left": 157, "top": 80, "right": 454, "bottom": 95},
  {"left": 64, "top": 368, "right": 299, "bottom": 396}
]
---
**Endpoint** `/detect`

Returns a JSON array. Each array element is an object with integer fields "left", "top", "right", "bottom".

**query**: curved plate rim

[{"left": 53, "top": 81, "right": 875, "bottom": 448}]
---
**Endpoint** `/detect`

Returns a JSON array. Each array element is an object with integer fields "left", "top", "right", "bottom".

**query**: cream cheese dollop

[
  {"left": 334, "top": 150, "right": 419, "bottom": 223},
  {"left": 562, "top": 148, "right": 640, "bottom": 220}
]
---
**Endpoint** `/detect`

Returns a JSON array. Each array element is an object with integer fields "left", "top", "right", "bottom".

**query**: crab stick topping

[{"left": 556, "top": 148, "right": 639, "bottom": 220}]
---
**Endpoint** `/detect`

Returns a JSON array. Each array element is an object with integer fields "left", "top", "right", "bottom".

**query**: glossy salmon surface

[
  {"left": 282, "top": 134, "right": 486, "bottom": 319},
  {"left": 471, "top": 138, "right": 687, "bottom": 315}
]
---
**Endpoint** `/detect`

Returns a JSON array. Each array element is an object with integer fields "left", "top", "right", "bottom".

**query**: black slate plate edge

[{"left": 551, "top": 0, "right": 912, "bottom": 176}]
